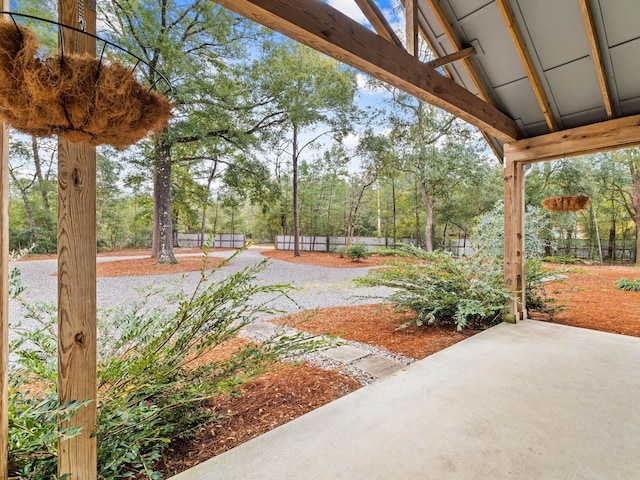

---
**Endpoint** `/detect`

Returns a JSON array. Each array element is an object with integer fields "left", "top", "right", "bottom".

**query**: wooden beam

[
  {"left": 504, "top": 114, "right": 640, "bottom": 163},
  {"left": 406, "top": 0, "right": 419, "bottom": 57},
  {"left": 0, "top": 2, "right": 9, "bottom": 472},
  {"left": 496, "top": 0, "right": 559, "bottom": 132},
  {"left": 353, "top": 0, "right": 403, "bottom": 47},
  {"left": 212, "top": 0, "right": 520, "bottom": 143},
  {"left": 580, "top": 0, "right": 614, "bottom": 120},
  {"left": 423, "top": 0, "right": 495, "bottom": 105},
  {"left": 426, "top": 46, "right": 476, "bottom": 68},
  {"left": 421, "top": 0, "right": 507, "bottom": 162},
  {"left": 57, "top": 1, "right": 98, "bottom": 478}
]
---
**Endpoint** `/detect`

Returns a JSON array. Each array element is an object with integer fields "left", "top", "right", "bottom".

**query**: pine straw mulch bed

[
  {"left": 272, "top": 303, "right": 477, "bottom": 359},
  {"left": 531, "top": 263, "right": 640, "bottom": 336},
  {"left": 260, "top": 249, "right": 395, "bottom": 268}
]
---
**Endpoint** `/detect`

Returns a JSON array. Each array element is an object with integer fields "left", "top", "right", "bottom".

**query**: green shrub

[
  {"left": 334, "top": 246, "right": 347, "bottom": 258},
  {"left": 347, "top": 242, "right": 368, "bottom": 262},
  {"left": 8, "top": 249, "right": 319, "bottom": 478},
  {"left": 543, "top": 255, "right": 582, "bottom": 265},
  {"left": 614, "top": 278, "right": 640, "bottom": 292},
  {"left": 357, "top": 246, "right": 511, "bottom": 330}
]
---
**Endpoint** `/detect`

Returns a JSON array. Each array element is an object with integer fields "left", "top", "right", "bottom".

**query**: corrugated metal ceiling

[{"left": 414, "top": 0, "right": 640, "bottom": 155}]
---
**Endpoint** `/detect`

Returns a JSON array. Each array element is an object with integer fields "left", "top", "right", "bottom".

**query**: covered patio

[
  {"left": 172, "top": 320, "right": 640, "bottom": 479},
  {"left": 2, "top": 0, "right": 640, "bottom": 478}
]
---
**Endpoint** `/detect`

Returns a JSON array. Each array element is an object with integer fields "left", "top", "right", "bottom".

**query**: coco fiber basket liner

[
  {"left": 0, "top": 19, "right": 172, "bottom": 149},
  {"left": 541, "top": 195, "right": 590, "bottom": 212}
]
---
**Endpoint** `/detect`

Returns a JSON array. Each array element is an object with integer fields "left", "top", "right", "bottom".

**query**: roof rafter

[
  {"left": 504, "top": 114, "right": 640, "bottom": 163},
  {"left": 495, "top": 0, "right": 559, "bottom": 132},
  {"left": 427, "top": 46, "right": 476, "bottom": 68},
  {"left": 423, "top": 0, "right": 495, "bottom": 105},
  {"left": 419, "top": 0, "right": 505, "bottom": 161},
  {"left": 212, "top": 0, "right": 520, "bottom": 143},
  {"left": 405, "top": 0, "right": 419, "bottom": 57},
  {"left": 579, "top": 0, "right": 614, "bottom": 120},
  {"left": 353, "top": 0, "right": 403, "bottom": 47}
]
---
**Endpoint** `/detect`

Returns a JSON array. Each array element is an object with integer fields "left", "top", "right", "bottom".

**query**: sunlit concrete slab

[{"left": 171, "top": 320, "right": 640, "bottom": 480}]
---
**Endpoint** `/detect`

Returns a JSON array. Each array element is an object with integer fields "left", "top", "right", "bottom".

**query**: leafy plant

[
  {"left": 8, "top": 248, "right": 320, "bottom": 478},
  {"left": 347, "top": 242, "right": 368, "bottom": 262},
  {"left": 357, "top": 245, "right": 511, "bottom": 330},
  {"left": 614, "top": 278, "right": 640, "bottom": 291}
]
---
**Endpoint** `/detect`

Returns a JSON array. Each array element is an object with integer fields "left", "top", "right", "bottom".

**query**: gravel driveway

[{"left": 8, "top": 247, "right": 393, "bottom": 331}]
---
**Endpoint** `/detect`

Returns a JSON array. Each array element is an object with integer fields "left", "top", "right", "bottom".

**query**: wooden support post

[
  {"left": 0, "top": 5, "right": 9, "bottom": 477},
  {"left": 503, "top": 159, "right": 526, "bottom": 322},
  {"left": 57, "top": 1, "right": 98, "bottom": 478},
  {"left": 515, "top": 161, "right": 527, "bottom": 319},
  {"left": 406, "top": 0, "right": 419, "bottom": 57},
  {"left": 0, "top": 80, "right": 9, "bottom": 480}
]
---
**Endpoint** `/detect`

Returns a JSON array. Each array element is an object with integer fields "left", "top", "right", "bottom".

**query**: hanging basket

[
  {"left": 541, "top": 195, "right": 590, "bottom": 212},
  {"left": 0, "top": 16, "right": 173, "bottom": 149}
]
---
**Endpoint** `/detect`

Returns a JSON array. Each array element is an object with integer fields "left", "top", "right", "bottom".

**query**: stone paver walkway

[{"left": 241, "top": 321, "right": 411, "bottom": 381}]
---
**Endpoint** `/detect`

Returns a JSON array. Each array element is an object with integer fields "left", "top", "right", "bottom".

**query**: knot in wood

[{"left": 74, "top": 331, "right": 86, "bottom": 346}]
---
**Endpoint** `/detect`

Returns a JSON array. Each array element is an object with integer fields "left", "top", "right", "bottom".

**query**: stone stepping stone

[
  {"left": 242, "top": 322, "right": 281, "bottom": 339},
  {"left": 352, "top": 356, "right": 405, "bottom": 379},
  {"left": 322, "top": 345, "right": 370, "bottom": 364}
]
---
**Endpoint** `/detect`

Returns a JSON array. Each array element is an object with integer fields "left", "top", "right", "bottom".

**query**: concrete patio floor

[{"left": 172, "top": 320, "right": 640, "bottom": 480}]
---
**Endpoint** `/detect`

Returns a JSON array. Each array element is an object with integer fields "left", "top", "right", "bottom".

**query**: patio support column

[
  {"left": 0, "top": 22, "right": 9, "bottom": 478},
  {"left": 0, "top": 5, "right": 9, "bottom": 478},
  {"left": 57, "top": 1, "right": 98, "bottom": 478},
  {"left": 503, "top": 158, "right": 526, "bottom": 322}
]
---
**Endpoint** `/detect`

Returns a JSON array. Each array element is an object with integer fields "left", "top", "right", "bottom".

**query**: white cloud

[
  {"left": 327, "top": 0, "right": 367, "bottom": 24},
  {"left": 342, "top": 132, "right": 361, "bottom": 150}
]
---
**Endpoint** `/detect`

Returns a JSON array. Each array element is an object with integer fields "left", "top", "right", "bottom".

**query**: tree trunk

[
  {"left": 200, "top": 160, "right": 218, "bottom": 248},
  {"left": 152, "top": 137, "right": 177, "bottom": 264},
  {"left": 419, "top": 181, "right": 435, "bottom": 252},
  {"left": 292, "top": 124, "right": 301, "bottom": 257},
  {"left": 32, "top": 136, "right": 53, "bottom": 231},
  {"left": 392, "top": 178, "right": 397, "bottom": 245}
]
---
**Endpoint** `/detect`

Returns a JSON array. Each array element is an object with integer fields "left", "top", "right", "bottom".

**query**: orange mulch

[
  {"left": 531, "top": 263, "right": 640, "bottom": 337},
  {"left": 160, "top": 364, "right": 361, "bottom": 476},
  {"left": 95, "top": 256, "right": 224, "bottom": 277},
  {"left": 261, "top": 249, "right": 390, "bottom": 268},
  {"left": 273, "top": 303, "right": 477, "bottom": 359}
]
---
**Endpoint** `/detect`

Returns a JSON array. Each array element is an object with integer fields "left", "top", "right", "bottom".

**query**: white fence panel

[{"left": 177, "top": 233, "right": 246, "bottom": 248}]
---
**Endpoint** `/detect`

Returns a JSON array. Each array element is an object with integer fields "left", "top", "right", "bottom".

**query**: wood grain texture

[
  {"left": 423, "top": 0, "right": 495, "bottom": 107},
  {"left": 579, "top": 0, "right": 614, "bottom": 120},
  {"left": 0, "top": 118, "right": 8, "bottom": 480},
  {"left": 353, "top": 0, "right": 403, "bottom": 47},
  {"left": 496, "top": 0, "right": 559, "bottom": 132},
  {"left": 57, "top": 0, "right": 98, "bottom": 478},
  {"left": 504, "top": 114, "right": 640, "bottom": 163},
  {"left": 405, "top": 0, "right": 419, "bottom": 57},
  {"left": 503, "top": 159, "right": 525, "bottom": 321},
  {"left": 213, "top": 0, "right": 520, "bottom": 143},
  {"left": 426, "top": 46, "right": 476, "bottom": 69},
  {"left": 0, "top": 4, "right": 9, "bottom": 477}
]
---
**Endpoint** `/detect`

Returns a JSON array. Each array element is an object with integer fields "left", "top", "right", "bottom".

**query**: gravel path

[{"left": 9, "top": 247, "right": 394, "bottom": 330}]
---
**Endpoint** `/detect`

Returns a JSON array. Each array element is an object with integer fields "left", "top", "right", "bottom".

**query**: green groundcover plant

[
  {"left": 8, "top": 248, "right": 321, "bottom": 479},
  {"left": 614, "top": 278, "right": 640, "bottom": 292}
]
